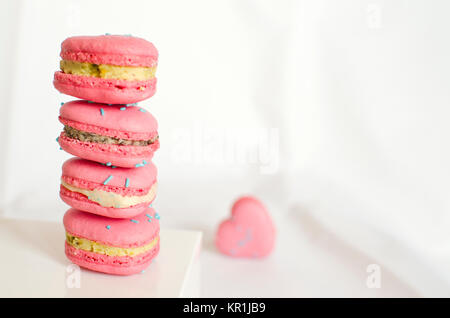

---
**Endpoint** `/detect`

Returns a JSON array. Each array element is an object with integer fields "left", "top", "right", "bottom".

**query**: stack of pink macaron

[{"left": 53, "top": 35, "right": 161, "bottom": 275}]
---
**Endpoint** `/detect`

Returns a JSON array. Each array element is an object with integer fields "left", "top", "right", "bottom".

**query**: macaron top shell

[
  {"left": 60, "top": 100, "right": 158, "bottom": 136},
  {"left": 61, "top": 35, "right": 158, "bottom": 67},
  {"left": 63, "top": 208, "right": 160, "bottom": 248},
  {"left": 62, "top": 158, "right": 157, "bottom": 189}
]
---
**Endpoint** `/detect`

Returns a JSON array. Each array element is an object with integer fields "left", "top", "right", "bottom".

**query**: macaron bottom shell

[
  {"left": 58, "top": 132, "right": 159, "bottom": 168},
  {"left": 65, "top": 240, "right": 159, "bottom": 276},
  {"left": 54, "top": 71, "right": 156, "bottom": 104}
]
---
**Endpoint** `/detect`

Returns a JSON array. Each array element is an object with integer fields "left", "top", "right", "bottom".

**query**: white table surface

[
  {"left": 1, "top": 198, "right": 443, "bottom": 297},
  {"left": 0, "top": 218, "right": 202, "bottom": 298},
  {"left": 196, "top": 215, "right": 422, "bottom": 298}
]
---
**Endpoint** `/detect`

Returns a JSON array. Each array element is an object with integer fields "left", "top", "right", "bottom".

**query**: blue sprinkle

[
  {"left": 106, "top": 225, "right": 111, "bottom": 230},
  {"left": 148, "top": 203, "right": 152, "bottom": 208},
  {"left": 105, "top": 33, "right": 111, "bottom": 35},
  {"left": 120, "top": 107, "right": 126, "bottom": 111},
  {"left": 130, "top": 219, "right": 139, "bottom": 224},
  {"left": 145, "top": 214, "right": 151, "bottom": 218},
  {"left": 135, "top": 163, "right": 144, "bottom": 168},
  {"left": 59, "top": 147, "right": 62, "bottom": 150},
  {"left": 155, "top": 213, "right": 160, "bottom": 220},
  {"left": 103, "top": 175, "right": 113, "bottom": 185},
  {"left": 138, "top": 108, "right": 146, "bottom": 112},
  {"left": 56, "top": 137, "right": 59, "bottom": 142},
  {"left": 141, "top": 270, "right": 145, "bottom": 273},
  {"left": 111, "top": 166, "right": 117, "bottom": 169},
  {"left": 125, "top": 178, "right": 130, "bottom": 188},
  {"left": 60, "top": 102, "right": 64, "bottom": 106},
  {"left": 87, "top": 101, "right": 94, "bottom": 103},
  {"left": 142, "top": 160, "right": 147, "bottom": 165},
  {"left": 147, "top": 219, "right": 152, "bottom": 223},
  {"left": 100, "top": 108, "right": 105, "bottom": 116},
  {"left": 106, "top": 162, "right": 112, "bottom": 166}
]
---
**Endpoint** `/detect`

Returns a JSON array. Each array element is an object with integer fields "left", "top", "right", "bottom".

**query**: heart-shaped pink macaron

[{"left": 216, "top": 196, "right": 276, "bottom": 258}]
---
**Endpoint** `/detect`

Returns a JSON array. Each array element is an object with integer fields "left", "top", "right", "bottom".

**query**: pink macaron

[
  {"left": 64, "top": 208, "right": 160, "bottom": 276},
  {"left": 216, "top": 196, "right": 276, "bottom": 258},
  {"left": 54, "top": 35, "right": 158, "bottom": 104},
  {"left": 60, "top": 157, "right": 157, "bottom": 219},
  {"left": 58, "top": 100, "right": 159, "bottom": 168}
]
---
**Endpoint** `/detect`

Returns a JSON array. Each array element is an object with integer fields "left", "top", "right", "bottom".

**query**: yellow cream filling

[
  {"left": 66, "top": 233, "right": 158, "bottom": 257},
  {"left": 60, "top": 60, "right": 156, "bottom": 81},
  {"left": 61, "top": 179, "right": 157, "bottom": 208}
]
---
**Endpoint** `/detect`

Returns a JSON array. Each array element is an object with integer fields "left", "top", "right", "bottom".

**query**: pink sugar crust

[
  {"left": 63, "top": 208, "right": 160, "bottom": 248},
  {"left": 62, "top": 157, "right": 157, "bottom": 189},
  {"left": 61, "top": 35, "right": 158, "bottom": 67},
  {"left": 216, "top": 196, "right": 276, "bottom": 258},
  {"left": 59, "top": 100, "right": 158, "bottom": 140},
  {"left": 65, "top": 241, "right": 159, "bottom": 275},
  {"left": 58, "top": 133, "right": 159, "bottom": 168},
  {"left": 60, "top": 186, "right": 153, "bottom": 218},
  {"left": 54, "top": 72, "right": 156, "bottom": 104}
]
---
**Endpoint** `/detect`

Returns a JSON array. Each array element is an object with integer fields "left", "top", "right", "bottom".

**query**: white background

[{"left": 1, "top": 0, "right": 450, "bottom": 297}]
